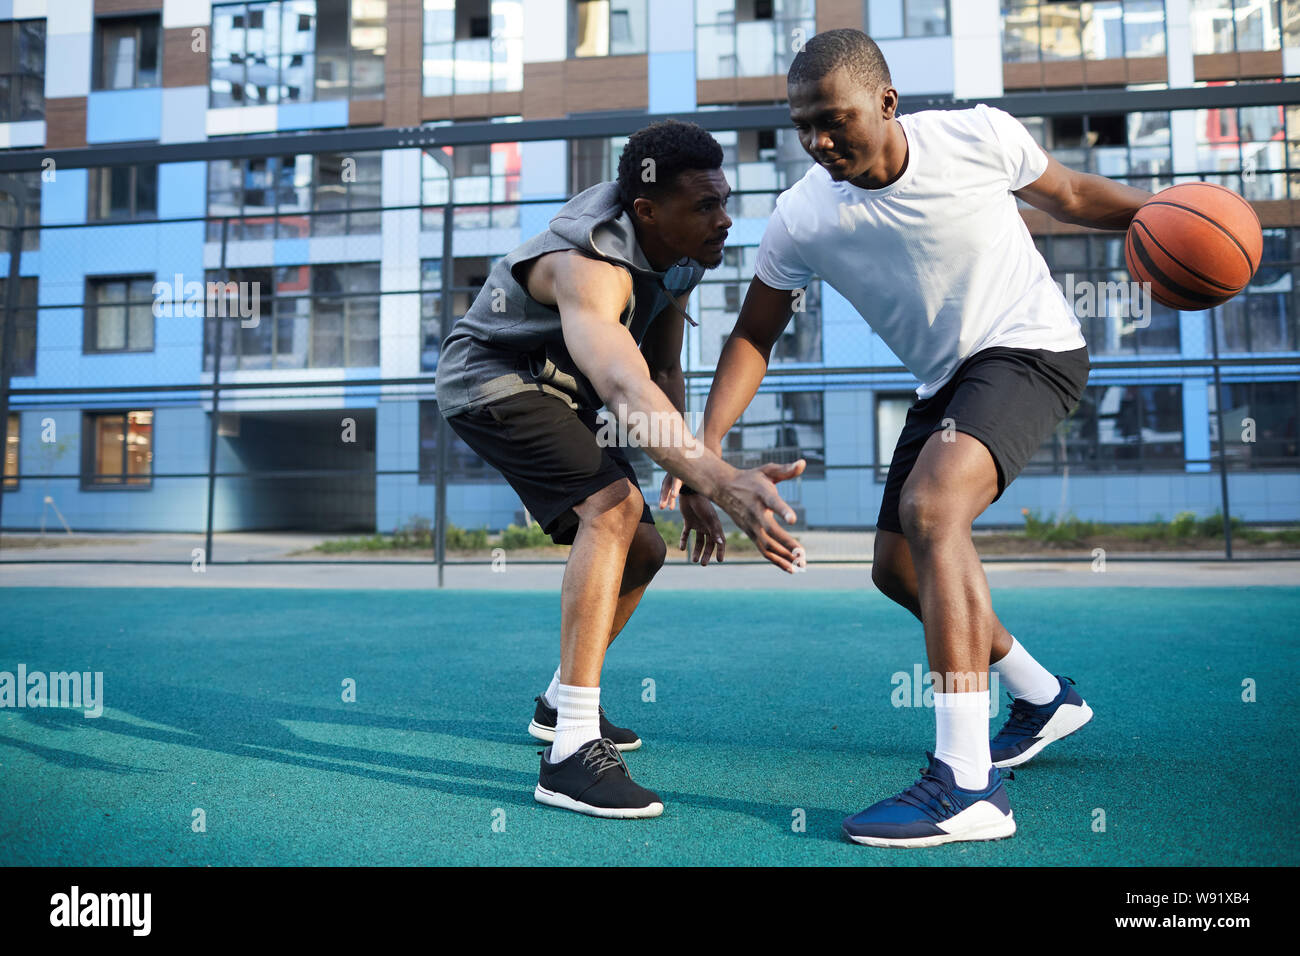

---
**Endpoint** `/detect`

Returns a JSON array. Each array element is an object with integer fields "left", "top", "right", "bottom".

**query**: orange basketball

[{"left": 1125, "top": 182, "right": 1263, "bottom": 311}]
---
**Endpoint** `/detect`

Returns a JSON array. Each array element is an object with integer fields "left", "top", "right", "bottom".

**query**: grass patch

[{"left": 1014, "top": 509, "right": 1300, "bottom": 548}]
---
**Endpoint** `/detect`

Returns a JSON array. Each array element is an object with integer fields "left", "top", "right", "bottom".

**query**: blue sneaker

[
  {"left": 991, "top": 675, "right": 1093, "bottom": 769},
  {"left": 841, "top": 754, "right": 1016, "bottom": 848}
]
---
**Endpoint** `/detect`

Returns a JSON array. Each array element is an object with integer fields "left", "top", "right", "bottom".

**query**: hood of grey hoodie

[{"left": 548, "top": 182, "right": 702, "bottom": 308}]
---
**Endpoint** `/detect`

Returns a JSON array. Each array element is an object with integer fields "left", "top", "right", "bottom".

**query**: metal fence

[{"left": 2, "top": 92, "right": 1299, "bottom": 574}]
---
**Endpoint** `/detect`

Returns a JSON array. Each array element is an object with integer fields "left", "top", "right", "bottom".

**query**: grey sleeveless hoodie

[{"left": 435, "top": 181, "right": 706, "bottom": 416}]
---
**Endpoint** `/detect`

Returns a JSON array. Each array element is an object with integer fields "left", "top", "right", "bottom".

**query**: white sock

[
  {"left": 934, "top": 691, "right": 992, "bottom": 790},
  {"left": 542, "top": 666, "right": 562, "bottom": 708},
  {"left": 550, "top": 684, "right": 600, "bottom": 763},
  {"left": 991, "top": 637, "right": 1060, "bottom": 705}
]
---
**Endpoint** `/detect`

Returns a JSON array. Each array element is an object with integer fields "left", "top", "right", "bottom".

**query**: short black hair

[
  {"left": 617, "top": 120, "right": 724, "bottom": 210},
  {"left": 787, "top": 28, "right": 892, "bottom": 91}
]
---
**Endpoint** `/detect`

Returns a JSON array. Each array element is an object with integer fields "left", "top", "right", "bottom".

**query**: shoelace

[
  {"left": 895, "top": 767, "right": 960, "bottom": 822},
  {"left": 581, "top": 738, "right": 628, "bottom": 777},
  {"left": 1000, "top": 695, "right": 1050, "bottom": 737},
  {"left": 999, "top": 675, "right": 1075, "bottom": 737}
]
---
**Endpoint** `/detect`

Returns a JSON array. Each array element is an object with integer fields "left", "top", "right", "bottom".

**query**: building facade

[{"left": 1, "top": 0, "right": 1297, "bottom": 537}]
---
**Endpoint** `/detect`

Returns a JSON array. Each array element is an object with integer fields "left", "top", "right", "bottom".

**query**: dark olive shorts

[
  {"left": 876, "top": 345, "right": 1091, "bottom": 534},
  {"left": 445, "top": 389, "right": 654, "bottom": 546}
]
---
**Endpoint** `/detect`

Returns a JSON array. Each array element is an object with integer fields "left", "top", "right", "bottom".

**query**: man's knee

[
  {"left": 898, "top": 479, "right": 968, "bottom": 544},
  {"left": 575, "top": 479, "right": 644, "bottom": 538},
  {"left": 625, "top": 524, "right": 666, "bottom": 588}
]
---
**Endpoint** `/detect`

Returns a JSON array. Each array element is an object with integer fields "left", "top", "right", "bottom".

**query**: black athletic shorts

[
  {"left": 445, "top": 389, "right": 655, "bottom": 546},
  {"left": 876, "top": 345, "right": 1091, "bottom": 534}
]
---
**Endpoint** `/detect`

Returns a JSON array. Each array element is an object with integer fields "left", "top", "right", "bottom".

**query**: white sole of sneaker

[
  {"left": 534, "top": 784, "right": 664, "bottom": 819},
  {"left": 528, "top": 720, "right": 642, "bottom": 751},
  {"left": 993, "top": 699, "right": 1094, "bottom": 769},
  {"left": 845, "top": 804, "right": 1016, "bottom": 848}
]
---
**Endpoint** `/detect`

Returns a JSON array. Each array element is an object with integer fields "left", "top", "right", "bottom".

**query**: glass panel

[
  {"left": 735, "top": 19, "right": 775, "bottom": 76},
  {"left": 1123, "top": 0, "right": 1166, "bottom": 56},
  {"left": 4, "top": 413, "right": 17, "bottom": 487},
  {"left": 905, "top": 0, "right": 950, "bottom": 37},
  {"left": 1190, "top": 0, "right": 1236, "bottom": 53},
  {"left": 94, "top": 415, "right": 126, "bottom": 483},
  {"left": 696, "top": 24, "right": 736, "bottom": 80},
  {"left": 1235, "top": 0, "right": 1281, "bottom": 51},
  {"left": 126, "top": 411, "right": 152, "bottom": 485},
  {"left": 572, "top": 0, "right": 609, "bottom": 56},
  {"left": 1040, "top": 2, "right": 1084, "bottom": 59},
  {"left": 1003, "top": 0, "right": 1042, "bottom": 62},
  {"left": 1082, "top": 1, "right": 1124, "bottom": 59},
  {"left": 609, "top": 0, "right": 646, "bottom": 55},
  {"left": 312, "top": 300, "right": 345, "bottom": 366}
]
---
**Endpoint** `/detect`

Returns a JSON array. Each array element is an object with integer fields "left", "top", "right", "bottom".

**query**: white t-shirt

[{"left": 754, "top": 104, "right": 1085, "bottom": 398}]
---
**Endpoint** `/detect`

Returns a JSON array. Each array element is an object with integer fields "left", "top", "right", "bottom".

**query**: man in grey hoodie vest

[{"left": 436, "top": 121, "right": 807, "bottom": 818}]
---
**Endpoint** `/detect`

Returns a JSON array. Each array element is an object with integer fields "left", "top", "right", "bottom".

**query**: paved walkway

[{"left": 1, "top": 554, "right": 1295, "bottom": 589}]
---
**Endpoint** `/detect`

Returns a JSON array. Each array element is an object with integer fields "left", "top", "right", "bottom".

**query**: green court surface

[{"left": 0, "top": 586, "right": 1295, "bottom": 867}]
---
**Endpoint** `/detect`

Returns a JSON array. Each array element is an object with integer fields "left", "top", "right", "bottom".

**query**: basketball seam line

[
  {"left": 1130, "top": 219, "right": 1238, "bottom": 295},
  {"left": 1142, "top": 200, "right": 1254, "bottom": 273},
  {"left": 1128, "top": 225, "right": 1225, "bottom": 307}
]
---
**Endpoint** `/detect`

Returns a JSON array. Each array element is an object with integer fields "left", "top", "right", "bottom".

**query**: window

[
  {"left": 418, "top": 400, "right": 492, "bottom": 479},
  {"left": 875, "top": 392, "right": 914, "bottom": 480},
  {"left": 88, "top": 165, "right": 158, "bottom": 221},
  {"left": 1196, "top": 103, "right": 1287, "bottom": 200},
  {"left": 0, "top": 277, "right": 38, "bottom": 376},
  {"left": 419, "top": 255, "right": 493, "bottom": 373},
  {"left": 83, "top": 410, "right": 153, "bottom": 488},
  {"left": 1021, "top": 110, "right": 1172, "bottom": 193},
  {"left": 697, "top": 0, "right": 815, "bottom": 79},
  {"left": 1210, "top": 380, "right": 1299, "bottom": 467},
  {"left": 203, "top": 262, "right": 381, "bottom": 369},
  {"left": 421, "top": 141, "right": 521, "bottom": 232},
  {"left": 1190, "top": 0, "right": 1281, "bottom": 54},
  {"left": 85, "top": 276, "right": 155, "bottom": 354},
  {"left": 723, "top": 390, "right": 825, "bottom": 478},
  {"left": 696, "top": 245, "right": 823, "bottom": 367},
  {"left": 95, "top": 15, "right": 161, "bottom": 90},
  {"left": 4, "top": 413, "right": 17, "bottom": 490},
  {"left": 715, "top": 126, "right": 810, "bottom": 218},
  {"left": 570, "top": 0, "right": 647, "bottom": 57},
  {"left": 1002, "top": 1, "right": 1166, "bottom": 63},
  {"left": 1058, "top": 384, "right": 1185, "bottom": 470},
  {"left": 0, "top": 169, "right": 41, "bottom": 252},
  {"left": 206, "top": 151, "right": 382, "bottom": 240},
  {"left": 209, "top": 0, "right": 387, "bottom": 107},
  {"left": 423, "top": 0, "right": 524, "bottom": 95},
  {"left": 904, "top": 0, "right": 950, "bottom": 37},
  {"left": 1036, "top": 233, "right": 1180, "bottom": 356},
  {"left": 0, "top": 19, "right": 45, "bottom": 123},
  {"left": 1218, "top": 228, "right": 1296, "bottom": 352},
  {"left": 569, "top": 135, "right": 629, "bottom": 194}
]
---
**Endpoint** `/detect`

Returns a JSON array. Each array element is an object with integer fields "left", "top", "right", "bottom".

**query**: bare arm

[
  {"left": 1015, "top": 152, "right": 1152, "bottom": 231},
  {"left": 530, "top": 251, "right": 806, "bottom": 570}
]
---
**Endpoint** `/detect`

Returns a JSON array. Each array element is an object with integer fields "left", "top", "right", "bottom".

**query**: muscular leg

[
  {"left": 559, "top": 479, "right": 652, "bottom": 687},
  {"left": 606, "top": 522, "right": 667, "bottom": 650},
  {"left": 872, "top": 528, "right": 1014, "bottom": 664},
  {"left": 897, "top": 432, "right": 1001, "bottom": 691}
]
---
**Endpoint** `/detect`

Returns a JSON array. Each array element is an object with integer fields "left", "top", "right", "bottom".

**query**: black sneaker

[
  {"left": 535, "top": 738, "right": 664, "bottom": 818},
  {"left": 527, "top": 695, "right": 642, "bottom": 751}
]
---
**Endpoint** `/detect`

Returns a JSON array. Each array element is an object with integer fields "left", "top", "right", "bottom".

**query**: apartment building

[{"left": 1, "top": 0, "right": 1296, "bottom": 537}]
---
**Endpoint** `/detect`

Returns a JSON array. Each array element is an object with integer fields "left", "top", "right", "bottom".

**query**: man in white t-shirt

[{"left": 663, "top": 29, "right": 1153, "bottom": 847}]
